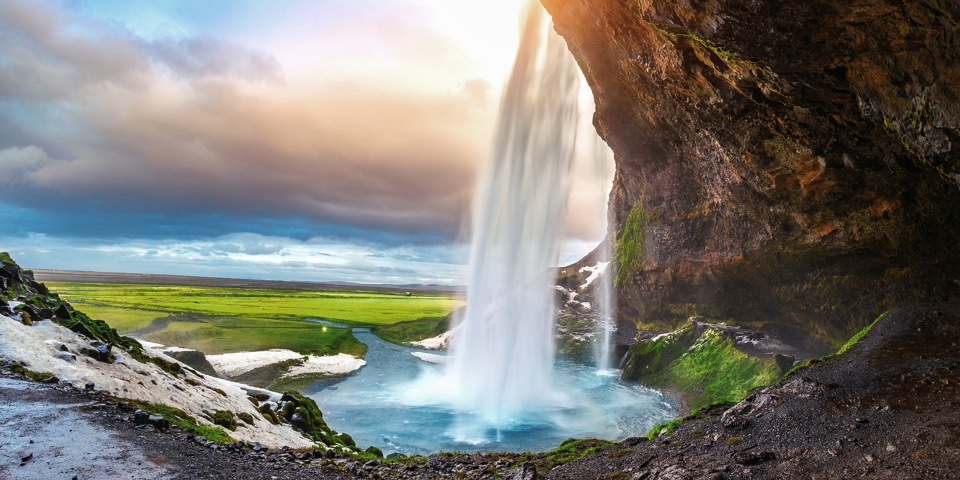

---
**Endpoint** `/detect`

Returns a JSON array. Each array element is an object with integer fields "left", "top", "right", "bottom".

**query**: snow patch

[
  {"left": 134, "top": 339, "right": 165, "bottom": 349},
  {"left": 205, "top": 349, "right": 304, "bottom": 378},
  {"left": 0, "top": 315, "right": 313, "bottom": 448},
  {"left": 578, "top": 261, "right": 609, "bottom": 290},
  {"left": 159, "top": 346, "right": 195, "bottom": 353},
  {"left": 281, "top": 353, "right": 365, "bottom": 377},
  {"left": 554, "top": 285, "right": 578, "bottom": 304},
  {"left": 409, "top": 323, "right": 462, "bottom": 350}
]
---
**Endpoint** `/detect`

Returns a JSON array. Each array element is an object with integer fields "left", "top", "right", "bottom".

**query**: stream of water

[{"left": 307, "top": 329, "right": 673, "bottom": 455}]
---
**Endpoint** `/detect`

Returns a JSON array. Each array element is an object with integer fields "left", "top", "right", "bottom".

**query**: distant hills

[{"left": 32, "top": 269, "right": 464, "bottom": 295}]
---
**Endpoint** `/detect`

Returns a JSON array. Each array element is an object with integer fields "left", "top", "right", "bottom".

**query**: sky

[{"left": 0, "top": 0, "right": 612, "bottom": 285}]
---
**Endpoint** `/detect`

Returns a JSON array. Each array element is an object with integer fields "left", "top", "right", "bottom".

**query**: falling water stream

[
  {"left": 449, "top": 0, "right": 580, "bottom": 422},
  {"left": 307, "top": 0, "right": 673, "bottom": 453}
]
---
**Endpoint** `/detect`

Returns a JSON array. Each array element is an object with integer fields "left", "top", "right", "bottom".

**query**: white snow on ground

[
  {"left": 135, "top": 340, "right": 165, "bottom": 349},
  {"left": 411, "top": 352, "right": 448, "bottom": 364},
  {"left": 281, "top": 353, "right": 365, "bottom": 378},
  {"left": 0, "top": 316, "right": 314, "bottom": 448},
  {"left": 578, "top": 261, "right": 609, "bottom": 290},
  {"left": 205, "top": 349, "right": 304, "bottom": 378},
  {"left": 554, "top": 285, "right": 578, "bottom": 303},
  {"left": 159, "top": 346, "right": 195, "bottom": 353},
  {"left": 410, "top": 331, "right": 452, "bottom": 350},
  {"left": 410, "top": 323, "right": 462, "bottom": 350}
]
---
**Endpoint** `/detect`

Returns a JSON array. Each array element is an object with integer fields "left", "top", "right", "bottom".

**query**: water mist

[{"left": 449, "top": 0, "right": 581, "bottom": 421}]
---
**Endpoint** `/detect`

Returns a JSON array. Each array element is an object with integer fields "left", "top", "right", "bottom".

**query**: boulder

[
  {"left": 148, "top": 415, "right": 170, "bottom": 431},
  {"left": 290, "top": 412, "right": 309, "bottom": 432},
  {"left": 0, "top": 261, "right": 22, "bottom": 282},
  {"left": 773, "top": 354, "right": 796, "bottom": 374},
  {"left": 80, "top": 343, "right": 115, "bottom": 363},
  {"left": 279, "top": 393, "right": 300, "bottom": 406},
  {"left": 55, "top": 304, "right": 73, "bottom": 320},
  {"left": 29, "top": 281, "right": 48, "bottom": 296},
  {"left": 720, "top": 412, "right": 750, "bottom": 430},
  {"left": 134, "top": 410, "right": 151, "bottom": 424},
  {"left": 54, "top": 352, "right": 76, "bottom": 363},
  {"left": 165, "top": 350, "right": 218, "bottom": 377},
  {"left": 69, "top": 321, "right": 95, "bottom": 339},
  {"left": 503, "top": 462, "right": 538, "bottom": 480}
]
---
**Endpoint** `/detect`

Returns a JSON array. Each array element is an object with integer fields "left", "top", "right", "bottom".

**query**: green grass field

[
  {"left": 45, "top": 282, "right": 462, "bottom": 358},
  {"left": 47, "top": 282, "right": 460, "bottom": 326},
  {"left": 141, "top": 315, "right": 368, "bottom": 356},
  {"left": 67, "top": 304, "right": 166, "bottom": 334},
  {"left": 372, "top": 317, "right": 450, "bottom": 345}
]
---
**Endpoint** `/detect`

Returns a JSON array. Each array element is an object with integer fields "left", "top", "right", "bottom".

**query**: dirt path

[{"left": 0, "top": 378, "right": 173, "bottom": 480}]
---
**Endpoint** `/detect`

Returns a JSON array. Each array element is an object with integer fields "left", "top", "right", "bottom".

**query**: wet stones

[
  {"left": 732, "top": 451, "right": 775, "bottom": 465},
  {"left": 720, "top": 412, "right": 750, "bottom": 430},
  {"left": 79, "top": 342, "right": 115, "bottom": 363},
  {"left": 503, "top": 462, "right": 538, "bottom": 480},
  {"left": 133, "top": 409, "right": 170, "bottom": 431}
]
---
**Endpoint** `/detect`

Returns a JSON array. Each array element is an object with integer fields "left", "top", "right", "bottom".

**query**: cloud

[
  {"left": 0, "top": 145, "right": 60, "bottom": 186},
  {"left": 0, "top": 231, "right": 468, "bottom": 284},
  {"left": 0, "top": 0, "right": 493, "bottom": 241},
  {"left": 146, "top": 36, "right": 283, "bottom": 83}
]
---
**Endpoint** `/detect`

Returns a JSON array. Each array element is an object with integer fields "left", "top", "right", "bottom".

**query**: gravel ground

[{"left": 2, "top": 303, "right": 957, "bottom": 479}]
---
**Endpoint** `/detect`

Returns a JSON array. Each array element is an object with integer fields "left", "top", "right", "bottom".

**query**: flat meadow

[{"left": 45, "top": 281, "right": 461, "bottom": 356}]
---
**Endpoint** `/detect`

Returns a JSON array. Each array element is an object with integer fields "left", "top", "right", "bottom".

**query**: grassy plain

[
  {"left": 46, "top": 281, "right": 461, "bottom": 357},
  {"left": 372, "top": 317, "right": 450, "bottom": 345},
  {"left": 47, "top": 282, "right": 459, "bottom": 326},
  {"left": 66, "top": 304, "right": 164, "bottom": 333}
]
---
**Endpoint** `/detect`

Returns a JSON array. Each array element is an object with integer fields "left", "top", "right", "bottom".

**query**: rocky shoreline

[{"left": 4, "top": 302, "right": 957, "bottom": 479}]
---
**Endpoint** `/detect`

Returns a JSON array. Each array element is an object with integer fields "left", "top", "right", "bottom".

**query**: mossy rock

[
  {"left": 237, "top": 412, "right": 254, "bottom": 425},
  {"left": 365, "top": 445, "right": 384, "bottom": 458},
  {"left": 5, "top": 361, "right": 53, "bottom": 382},
  {"left": 280, "top": 390, "right": 338, "bottom": 444},
  {"left": 337, "top": 432, "right": 356, "bottom": 447},
  {"left": 212, "top": 410, "right": 237, "bottom": 431}
]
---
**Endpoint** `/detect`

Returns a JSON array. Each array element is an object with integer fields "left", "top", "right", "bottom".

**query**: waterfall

[
  {"left": 592, "top": 134, "right": 616, "bottom": 372},
  {"left": 449, "top": 0, "right": 581, "bottom": 421}
]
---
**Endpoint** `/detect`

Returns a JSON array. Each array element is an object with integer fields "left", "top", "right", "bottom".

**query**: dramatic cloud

[{"left": 0, "top": 0, "right": 492, "bottom": 239}]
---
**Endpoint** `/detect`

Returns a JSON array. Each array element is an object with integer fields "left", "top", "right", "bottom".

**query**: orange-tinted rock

[{"left": 542, "top": 0, "right": 960, "bottom": 343}]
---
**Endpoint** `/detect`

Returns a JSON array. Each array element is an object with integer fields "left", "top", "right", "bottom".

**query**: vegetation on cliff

[{"left": 621, "top": 321, "right": 782, "bottom": 411}]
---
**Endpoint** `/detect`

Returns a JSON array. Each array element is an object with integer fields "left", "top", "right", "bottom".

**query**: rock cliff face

[{"left": 542, "top": 0, "right": 960, "bottom": 345}]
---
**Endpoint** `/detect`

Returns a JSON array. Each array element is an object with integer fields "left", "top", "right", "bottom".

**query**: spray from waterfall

[{"left": 449, "top": 0, "right": 580, "bottom": 421}]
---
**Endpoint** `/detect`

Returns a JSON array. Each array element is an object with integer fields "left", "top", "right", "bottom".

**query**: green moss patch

[
  {"left": 541, "top": 438, "right": 613, "bottom": 469},
  {"left": 645, "top": 419, "right": 683, "bottom": 440},
  {"left": 622, "top": 321, "right": 782, "bottom": 411},
  {"left": 212, "top": 410, "right": 238, "bottom": 431},
  {"left": 121, "top": 399, "right": 234, "bottom": 443},
  {"left": 616, "top": 199, "right": 654, "bottom": 285},
  {"left": 5, "top": 361, "right": 54, "bottom": 382},
  {"left": 787, "top": 312, "right": 887, "bottom": 376}
]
